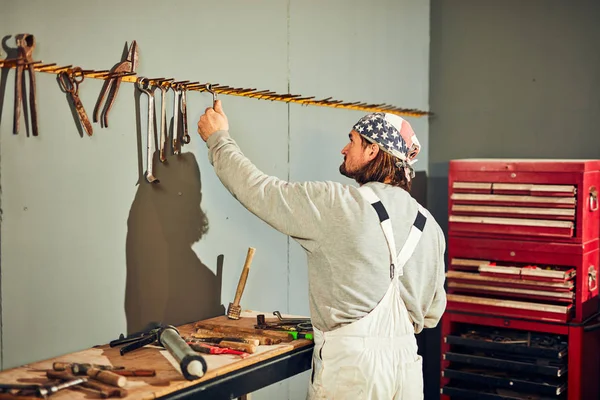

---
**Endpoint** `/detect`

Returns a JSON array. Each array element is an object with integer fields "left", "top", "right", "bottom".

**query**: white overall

[{"left": 308, "top": 186, "right": 427, "bottom": 400}]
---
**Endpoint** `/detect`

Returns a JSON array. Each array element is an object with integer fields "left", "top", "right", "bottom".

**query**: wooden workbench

[{"left": 0, "top": 311, "right": 314, "bottom": 399}]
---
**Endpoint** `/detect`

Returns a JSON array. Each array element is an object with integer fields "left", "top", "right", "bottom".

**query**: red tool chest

[
  {"left": 442, "top": 159, "right": 600, "bottom": 399},
  {"left": 448, "top": 159, "right": 600, "bottom": 243},
  {"left": 440, "top": 311, "right": 600, "bottom": 400},
  {"left": 447, "top": 236, "right": 599, "bottom": 323}
]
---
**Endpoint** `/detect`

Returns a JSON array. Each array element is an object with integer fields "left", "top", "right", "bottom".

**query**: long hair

[{"left": 352, "top": 136, "right": 412, "bottom": 192}]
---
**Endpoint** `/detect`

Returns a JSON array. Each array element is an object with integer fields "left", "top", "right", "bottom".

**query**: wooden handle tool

[
  {"left": 195, "top": 323, "right": 293, "bottom": 342},
  {"left": 192, "top": 329, "right": 275, "bottom": 345},
  {"left": 227, "top": 247, "right": 256, "bottom": 320},
  {"left": 217, "top": 340, "right": 257, "bottom": 354},
  {"left": 47, "top": 370, "right": 128, "bottom": 398},
  {"left": 84, "top": 367, "right": 127, "bottom": 388}
]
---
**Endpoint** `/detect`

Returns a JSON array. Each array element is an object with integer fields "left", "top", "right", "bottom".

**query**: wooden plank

[{"left": 0, "top": 312, "right": 312, "bottom": 400}]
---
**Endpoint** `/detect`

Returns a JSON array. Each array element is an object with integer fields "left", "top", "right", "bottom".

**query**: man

[{"left": 198, "top": 100, "right": 446, "bottom": 399}]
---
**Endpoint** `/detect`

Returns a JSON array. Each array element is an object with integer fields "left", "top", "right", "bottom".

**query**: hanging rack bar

[{"left": 0, "top": 58, "right": 431, "bottom": 117}]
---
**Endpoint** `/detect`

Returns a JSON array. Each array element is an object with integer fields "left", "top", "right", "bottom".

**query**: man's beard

[{"left": 339, "top": 160, "right": 363, "bottom": 180}]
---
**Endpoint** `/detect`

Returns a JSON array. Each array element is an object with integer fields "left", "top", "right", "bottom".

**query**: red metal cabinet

[
  {"left": 448, "top": 159, "right": 600, "bottom": 244},
  {"left": 440, "top": 311, "right": 600, "bottom": 400},
  {"left": 447, "top": 236, "right": 599, "bottom": 323},
  {"left": 441, "top": 159, "right": 600, "bottom": 399}
]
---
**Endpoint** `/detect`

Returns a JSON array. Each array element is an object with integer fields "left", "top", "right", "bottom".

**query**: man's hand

[{"left": 197, "top": 100, "right": 229, "bottom": 142}]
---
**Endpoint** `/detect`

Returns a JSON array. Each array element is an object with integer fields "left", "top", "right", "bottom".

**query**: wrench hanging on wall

[
  {"left": 180, "top": 85, "right": 191, "bottom": 146},
  {"left": 137, "top": 78, "right": 159, "bottom": 184},
  {"left": 205, "top": 83, "right": 217, "bottom": 105},
  {"left": 157, "top": 80, "right": 171, "bottom": 162},
  {"left": 172, "top": 83, "right": 182, "bottom": 155}
]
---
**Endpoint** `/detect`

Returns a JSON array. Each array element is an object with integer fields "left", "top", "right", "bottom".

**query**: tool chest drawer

[
  {"left": 447, "top": 237, "right": 599, "bottom": 323},
  {"left": 440, "top": 311, "right": 600, "bottom": 400},
  {"left": 448, "top": 159, "right": 600, "bottom": 243}
]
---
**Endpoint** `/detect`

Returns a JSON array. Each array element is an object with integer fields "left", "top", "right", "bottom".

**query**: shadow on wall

[
  {"left": 124, "top": 152, "right": 225, "bottom": 334},
  {"left": 124, "top": 83, "right": 225, "bottom": 334}
]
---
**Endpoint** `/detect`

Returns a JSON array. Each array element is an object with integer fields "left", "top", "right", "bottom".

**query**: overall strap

[
  {"left": 358, "top": 186, "right": 428, "bottom": 279},
  {"left": 395, "top": 204, "right": 427, "bottom": 277}
]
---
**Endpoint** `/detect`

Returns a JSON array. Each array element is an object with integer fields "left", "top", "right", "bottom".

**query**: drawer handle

[
  {"left": 589, "top": 265, "right": 597, "bottom": 292},
  {"left": 590, "top": 186, "right": 598, "bottom": 212}
]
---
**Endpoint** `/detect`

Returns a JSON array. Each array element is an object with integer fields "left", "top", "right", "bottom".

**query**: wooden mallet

[{"left": 227, "top": 247, "right": 256, "bottom": 320}]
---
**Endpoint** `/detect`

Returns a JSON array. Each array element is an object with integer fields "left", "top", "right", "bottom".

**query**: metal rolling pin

[{"left": 159, "top": 325, "right": 207, "bottom": 380}]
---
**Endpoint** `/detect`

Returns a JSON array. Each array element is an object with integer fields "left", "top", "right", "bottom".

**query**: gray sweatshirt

[{"left": 207, "top": 130, "right": 447, "bottom": 333}]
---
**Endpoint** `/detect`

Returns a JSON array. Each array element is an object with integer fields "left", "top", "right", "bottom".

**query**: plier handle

[
  {"left": 93, "top": 40, "right": 139, "bottom": 128},
  {"left": 14, "top": 33, "right": 38, "bottom": 136},
  {"left": 109, "top": 326, "right": 162, "bottom": 356}
]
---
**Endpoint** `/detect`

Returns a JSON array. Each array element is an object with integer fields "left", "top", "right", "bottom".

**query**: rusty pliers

[
  {"left": 93, "top": 41, "right": 139, "bottom": 128},
  {"left": 14, "top": 33, "right": 38, "bottom": 136}
]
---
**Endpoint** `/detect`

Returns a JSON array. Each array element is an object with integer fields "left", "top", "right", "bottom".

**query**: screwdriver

[{"left": 288, "top": 332, "right": 314, "bottom": 340}]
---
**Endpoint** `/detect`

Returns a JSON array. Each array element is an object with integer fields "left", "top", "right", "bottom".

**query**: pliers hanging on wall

[
  {"left": 93, "top": 41, "right": 139, "bottom": 128},
  {"left": 14, "top": 33, "right": 39, "bottom": 136}
]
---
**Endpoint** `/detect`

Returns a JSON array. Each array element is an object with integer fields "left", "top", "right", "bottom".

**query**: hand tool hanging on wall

[
  {"left": 57, "top": 67, "right": 93, "bottom": 136},
  {"left": 227, "top": 247, "right": 256, "bottom": 320},
  {"left": 93, "top": 41, "right": 139, "bottom": 128},
  {"left": 205, "top": 83, "right": 217, "bottom": 105},
  {"left": 13, "top": 33, "right": 39, "bottom": 136},
  {"left": 137, "top": 78, "right": 159, "bottom": 184},
  {"left": 171, "top": 83, "right": 183, "bottom": 154},
  {"left": 180, "top": 85, "right": 191, "bottom": 145},
  {"left": 110, "top": 325, "right": 207, "bottom": 381},
  {"left": 157, "top": 80, "right": 171, "bottom": 162}
]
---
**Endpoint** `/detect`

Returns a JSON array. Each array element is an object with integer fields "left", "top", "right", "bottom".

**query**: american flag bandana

[{"left": 352, "top": 112, "right": 421, "bottom": 181}]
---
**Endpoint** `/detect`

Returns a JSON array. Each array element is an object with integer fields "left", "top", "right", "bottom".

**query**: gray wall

[
  {"left": 0, "top": 1, "right": 430, "bottom": 398},
  {"left": 428, "top": 0, "right": 600, "bottom": 398},
  {"left": 430, "top": 0, "right": 600, "bottom": 228}
]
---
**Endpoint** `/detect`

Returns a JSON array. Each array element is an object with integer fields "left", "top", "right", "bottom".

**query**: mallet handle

[{"left": 233, "top": 247, "right": 256, "bottom": 306}]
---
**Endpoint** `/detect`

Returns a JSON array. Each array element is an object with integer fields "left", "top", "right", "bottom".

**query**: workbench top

[{"left": 0, "top": 311, "right": 314, "bottom": 399}]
